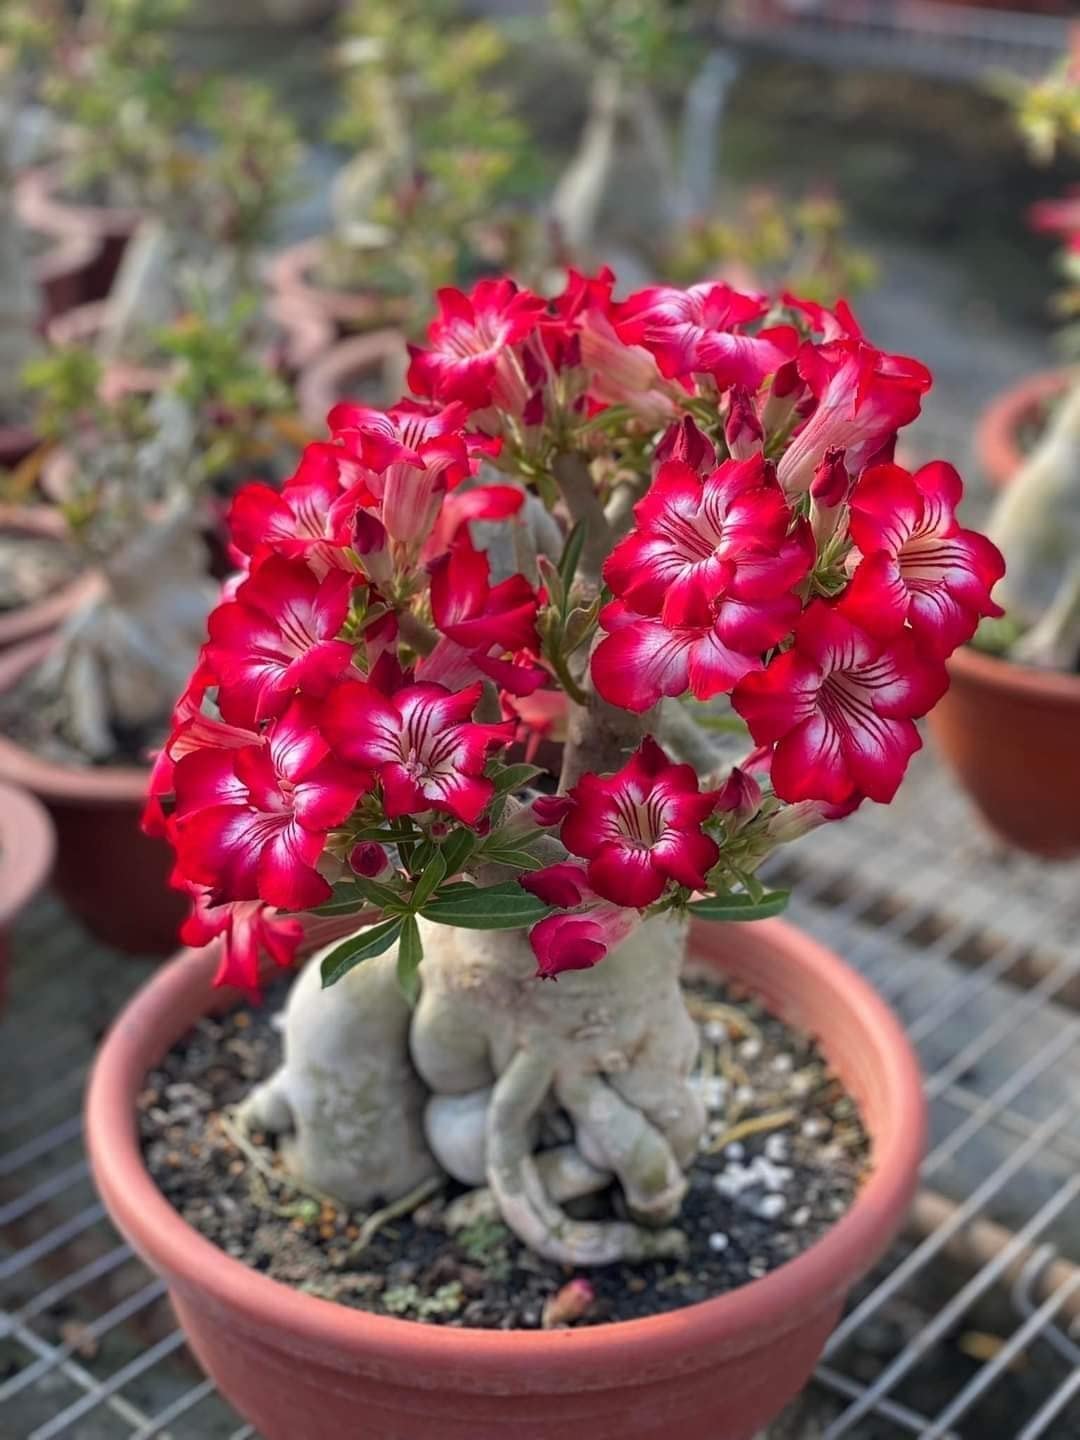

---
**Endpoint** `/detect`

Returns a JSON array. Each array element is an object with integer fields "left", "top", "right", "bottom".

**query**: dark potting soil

[{"left": 140, "top": 970, "right": 870, "bottom": 1330}]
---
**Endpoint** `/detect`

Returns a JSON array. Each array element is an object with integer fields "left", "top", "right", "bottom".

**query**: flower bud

[
  {"left": 810, "top": 446, "right": 849, "bottom": 546},
  {"left": 655, "top": 416, "right": 715, "bottom": 474},
  {"left": 349, "top": 841, "right": 390, "bottom": 878},
  {"left": 724, "top": 388, "right": 764, "bottom": 460},
  {"left": 713, "top": 766, "right": 762, "bottom": 825},
  {"left": 531, "top": 794, "right": 573, "bottom": 828},
  {"left": 541, "top": 1278, "right": 594, "bottom": 1329}
]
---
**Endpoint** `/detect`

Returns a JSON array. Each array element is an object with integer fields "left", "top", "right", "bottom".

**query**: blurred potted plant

[
  {"left": 0, "top": 781, "right": 55, "bottom": 1009},
  {"left": 276, "top": 0, "right": 534, "bottom": 416},
  {"left": 0, "top": 327, "right": 291, "bottom": 953},
  {"left": 930, "top": 47, "right": 1080, "bottom": 856},
  {"left": 977, "top": 40, "right": 1078, "bottom": 489},
  {"left": 87, "top": 269, "right": 999, "bottom": 1437}
]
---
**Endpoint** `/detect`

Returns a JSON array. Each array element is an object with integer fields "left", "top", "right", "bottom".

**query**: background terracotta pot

[
  {"left": 268, "top": 237, "right": 411, "bottom": 342},
  {"left": 928, "top": 643, "right": 1080, "bottom": 857},
  {"left": 975, "top": 368, "right": 1070, "bottom": 491},
  {"left": 15, "top": 164, "right": 141, "bottom": 309},
  {"left": 86, "top": 917, "right": 925, "bottom": 1440},
  {"left": 32, "top": 231, "right": 106, "bottom": 325},
  {"left": 0, "top": 781, "right": 55, "bottom": 1009},
  {"left": 0, "top": 635, "right": 186, "bottom": 953},
  {"left": 296, "top": 329, "right": 407, "bottom": 428},
  {"left": 0, "top": 506, "right": 100, "bottom": 649}
]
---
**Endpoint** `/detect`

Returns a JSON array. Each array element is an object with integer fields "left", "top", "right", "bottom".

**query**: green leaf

[
  {"left": 488, "top": 763, "right": 545, "bottom": 798},
  {"left": 410, "top": 849, "right": 447, "bottom": 910},
  {"left": 306, "top": 882, "right": 369, "bottom": 917},
  {"left": 320, "top": 918, "right": 403, "bottom": 987},
  {"left": 420, "top": 880, "right": 552, "bottom": 930},
  {"left": 439, "top": 826, "right": 477, "bottom": 878},
  {"left": 349, "top": 824, "right": 417, "bottom": 844},
  {"left": 479, "top": 846, "right": 546, "bottom": 871},
  {"left": 687, "top": 890, "right": 790, "bottom": 923},
  {"left": 396, "top": 915, "right": 424, "bottom": 1005},
  {"left": 353, "top": 876, "right": 407, "bottom": 911},
  {"left": 557, "top": 519, "right": 587, "bottom": 599}
]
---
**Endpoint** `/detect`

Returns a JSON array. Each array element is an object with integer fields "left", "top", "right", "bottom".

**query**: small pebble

[
  {"left": 725, "top": 1141, "right": 745, "bottom": 1161},
  {"left": 735, "top": 1084, "right": 755, "bottom": 1106},
  {"left": 771, "top": 1053, "right": 794, "bottom": 1074},
  {"left": 707, "top": 1231, "right": 730, "bottom": 1253},
  {"left": 757, "top": 1194, "right": 786, "bottom": 1221},
  {"left": 764, "top": 1134, "right": 789, "bottom": 1162},
  {"left": 738, "top": 1037, "right": 762, "bottom": 1062},
  {"left": 802, "top": 1116, "right": 830, "bottom": 1139},
  {"left": 791, "top": 1205, "right": 812, "bottom": 1227},
  {"left": 703, "top": 1019, "right": 728, "bottom": 1045}
]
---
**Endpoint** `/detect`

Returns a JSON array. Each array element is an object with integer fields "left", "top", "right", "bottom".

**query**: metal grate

[{"left": 2, "top": 745, "right": 1079, "bottom": 1438}]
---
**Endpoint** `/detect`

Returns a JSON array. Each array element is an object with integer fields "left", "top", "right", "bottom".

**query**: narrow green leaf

[
  {"left": 420, "top": 880, "right": 552, "bottom": 930},
  {"left": 439, "top": 826, "right": 477, "bottom": 878},
  {"left": 353, "top": 876, "right": 407, "bottom": 911},
  {"left": 479, "top": 846, "right": 546, "bottom": 871},
  {"left": 396, "top": 915, "right": 424, "bottom": 1005},
  {"left": 410, "top": 849, "right": 447, "bottom": 910},
  {"left": 307, "top": 883, "right": 369, "bottom": 917},
  {"left": 349, "top": 824, "right": 417, "bottom": 843},
  {"left": 687, "top": 890, "right": 790, "bottom": 923},
  {"left": 488, "top": 763, "right": 546, "bottom": 798},
  {"left": 320, "top": 918, "right": 402, "bottom": 987},
  {"left": 557, "top": 519, "right": 587, "bottom": 598}
]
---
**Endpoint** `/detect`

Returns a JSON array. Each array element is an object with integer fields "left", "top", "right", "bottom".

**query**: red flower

[
  {"left": 732, "top": 600, "right": 948, "bottom": 806},
  {"left": 322, "top": 679, "right": 514, "bottom": 824},
  {"left": 520, "top": 862, "right": 641, "bottom": 979},
  {"left": 655, "top": 416, "right": 716, "bottom": 473},
  {"left": 227, "top": 445, "right": 370, "bottom": 575},
  {"left": 842, "top": 461, "right": 1005, "bottom": 658},
  {"left": 181, "top": 890, "right": 303, "bottom": 996},
  {"left": 429, "top": 533, "right": 540, "bottom": 654},
  {"left": 592, "top": 457, "right": 812, "bottom": 712},
  {"left": 406, "top": 279, "right": 548, "bottom": 413},
  {"left": 328, "top": 400, "right": 485, "bottom": 551},
  {"left": 615, "top": 281, "right": 798, "bottom": 389},
  {"left": 206, "top": 556, "right": 357, "bottom": 727},
  {"left": 172, "top": 698, "right": 371, "bottom": 911},
  {"left": 556, "top": 737, "right": 719, "bottom": 907},
  {"left": 777, "top": 337, "right": 932, "bottom": 493}
]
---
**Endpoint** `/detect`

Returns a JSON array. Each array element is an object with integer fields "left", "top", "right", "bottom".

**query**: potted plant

[
  {"left": 976, "top": 41, "right": 1078, "bottom": 490},
  {"left": 279, "top": 0, "right": 534, "bottom": 415},
  {"left": 0, "top": 346, "right": 246, "bottom": 952},
  {"left": 929, "top": 47, "right": 1080, "bottom": 856},
  {"left": 87, "top": 269, "right": 999, "bottom": 1436}
]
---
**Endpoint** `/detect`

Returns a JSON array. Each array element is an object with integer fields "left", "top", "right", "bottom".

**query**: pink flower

[
  {"left": 777, "top": 337, "right": 932, "bottom": 493},
  {"left": 172, "top": 698, "right": 371, "bottom": 911},
  {"left": 349, "top": 841, "right": 390, "bottom": 878},
  {"left": 406, "top": 279, "right": 548, "bottom": 413},
  {"left": 227, "top": 445, "right": 370, "bottom": 575},
  {"left": 561, "top": 268, "right": 679, "bottom": 423},
  {"left": 206, "top": 556, "right": 357, "bottom": 727},
  {"left": 180, "top": 890, "right": 303, "bottom": 996},
  {"left": 328, "top": 400, "right": 485, "bottom": 552},
  {"left": 842, "top": 461, "right": 1005, "bottom": 658},
  {"left": 322, "top": 679, "right": 514, "bottom": 824},
  {"left": 615, "top": 281, "right": 798, "bottom": 388},
  {"left": 556, "top": 737, "right": 719, "bottom": 907},
  {"left": 429, "top": 533, "right": 540, "bottom": 654},
  {"left": 655, "top": 416, "right": 716, "bottom": 473},
  {"left": 591, "top": 456, "right": 812, "bottom": 711},
  {"left": 426, "top": 483, "right": 525, "bottom": 560},
  {"left": 732, "top": 600, "right": 948, "bottom": 806},
  {"left": 520, "top": 862, "right": 641, "bottom": 979}
]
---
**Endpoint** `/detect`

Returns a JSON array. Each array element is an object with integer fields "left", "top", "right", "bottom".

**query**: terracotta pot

[
  {"left": 86, "top": 917, "right": 925, "bottom": 1440},
  {"left": 265, "top": 291, "right": 338, "bottom": 378},
  {"left": 296, "top": 330, "right": 407, "bottom": 429},
  {"left": 0, "top": 424, "right": 39, "bottom": 472},
  {"left": 0, "top": 505, "right": 99, "bottom": 649},
  {"left": 928, "top": 643, "right": 1080, "bottom": 857},
  {"left": 0, "top": 635, "right": 186, "bottom": 953},
  {"left": 0, "top": 780, "right": 56, "bottom": 1009},
  {"left": 268, "top": 236, "right": 411, "bottom": 342},
  {"left": 32, "top": 231, "right": 106, "bottom": 325},
  {"left": 15, "top": 164, "right": 141, "bottom": 309},
  {"left": 975, "top": 368, "right": 1070, "bottom": 491}
]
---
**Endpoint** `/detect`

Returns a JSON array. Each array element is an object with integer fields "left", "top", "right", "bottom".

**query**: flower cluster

[{"left": 149, "top": 269, "right": 1002, "bottom": 992}]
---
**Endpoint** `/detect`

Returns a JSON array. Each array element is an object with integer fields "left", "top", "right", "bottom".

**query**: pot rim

[
  {"left": 85, "top": 917, "right": 925, "bottom": 1381},
  {"left": 0, "top": 634, "right": 150, "bottom": 801},
  {"left": 296, "top": 330, "right": 408, "bottom": 430},
  {"left": 0, "top": 779, "right": 55, "bottom": 925},
  {"left": 948, "top": 639, "right": 1080, "bottom": 706},
  {"left": 976, "top": 366, "right": 1073, "bottom": 489}
]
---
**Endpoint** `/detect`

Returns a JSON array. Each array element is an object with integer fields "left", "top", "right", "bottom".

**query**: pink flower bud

[
  {"left": 531, "top": 794, "right": 573, "bottom": 828},
  {"left": 724, "top": 388, "right": 764, "bottom": 460},
  {"left": 541, "top": 1278, "right": 595, "bottom": 1329},
  {"left": 810, "top": 447, "right": 849, "bottom": 507},
  {"left": 713, "top": 766, "right": 762, "bottom": 824},
  {"left": 353, "top": 509, "right": 392, "bottom": 587},
  {"left": 428, "top": 820, "right": 451, "bottom": 841},
  {"left": 349, "top": 842, "right": 390, "bottom": 878},
  {"left": 655, "top": 416, "right": 715, "bottom": 474}
]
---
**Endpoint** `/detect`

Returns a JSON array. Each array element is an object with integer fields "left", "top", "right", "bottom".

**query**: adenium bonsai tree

[{"left": 149, "top": 270, "right": 1003, "bottom": 1265}]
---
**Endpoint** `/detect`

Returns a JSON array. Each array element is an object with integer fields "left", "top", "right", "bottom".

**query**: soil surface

[
  {"left": 0, "top": 532, "right": 80, "bottom": 613},
  {"left": 0, "top": 667, "right": 161, "bottom": 767},
  {"left": 141, "top": 969, "right": 870, "bottom": 1330}
]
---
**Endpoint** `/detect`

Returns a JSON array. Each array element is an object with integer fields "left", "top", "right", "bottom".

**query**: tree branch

[{"left": 552, "top": 451, "right": 613, "bottom": 583}]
